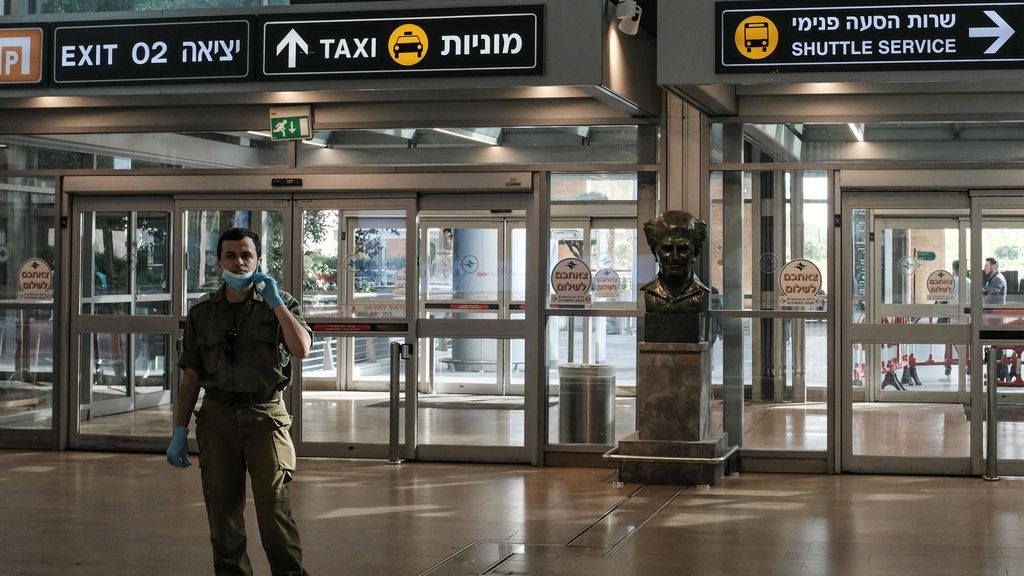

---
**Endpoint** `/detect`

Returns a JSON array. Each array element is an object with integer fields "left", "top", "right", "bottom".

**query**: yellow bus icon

[
  {"left": 744, "top": 22, "right": 770, "bottom": 52},
  {"left": 734, "top": 16, "right": 777, "bottom": 60}
]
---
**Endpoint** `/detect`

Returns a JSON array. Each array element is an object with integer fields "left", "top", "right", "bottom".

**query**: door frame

[
  {"left": 68, "top": 195, "right": 179, "bottom": 449},
  {"left": 839, "top": 189, "right": 974, "bottom": 475},
  {"left": 838, "top": 184, "right": 1024, "bottom": 476}
]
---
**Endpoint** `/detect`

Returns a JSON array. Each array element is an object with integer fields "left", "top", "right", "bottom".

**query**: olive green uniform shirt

[{"left": 178, "top": 285, "right": 312, "bottom": 394}]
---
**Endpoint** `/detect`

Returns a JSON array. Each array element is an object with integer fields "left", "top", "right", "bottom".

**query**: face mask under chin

[{"left": 222, "top": 269, "right": 255, "bottom": 290}]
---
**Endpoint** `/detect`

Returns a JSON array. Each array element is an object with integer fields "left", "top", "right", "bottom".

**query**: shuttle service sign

[
  {"left": 261, "top": 6, "right": 542, "bottom": 78},
  {"left": 718, "top": 1, "right": 1024, "bottom": 72},
  {"left": 778, "top": 258, "right": 823, "bottom": 307}
]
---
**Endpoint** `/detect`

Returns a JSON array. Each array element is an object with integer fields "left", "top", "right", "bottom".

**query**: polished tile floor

[{"left": 6, "top": 449, "right": 1024, "bottom": 576}]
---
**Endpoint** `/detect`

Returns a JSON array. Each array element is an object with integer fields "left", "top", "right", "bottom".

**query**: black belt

[{"left": 203, "top": 387, "right": 280, "bottom": 406}]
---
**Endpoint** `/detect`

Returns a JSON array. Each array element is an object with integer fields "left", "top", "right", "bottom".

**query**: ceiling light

[
  {"left": 246, "top": 131, "right": 273, "bottom": 139},
  {"left": 433, "top": 128, "right": 500, "bottom": 145},
  {"left": 848, "top": 123, "right": 865, "bottom": 142}
]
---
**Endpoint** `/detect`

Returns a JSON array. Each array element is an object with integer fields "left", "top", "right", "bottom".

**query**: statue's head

[{"left": 643, "top": 211, "right": 707, "bottom": 281}]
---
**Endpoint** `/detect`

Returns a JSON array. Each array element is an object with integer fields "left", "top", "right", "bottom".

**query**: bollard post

[
  {"left": 985, "top": 347, "right": 999, "bottom": 481},
  {"left": 388, "top": 341, "right": 403, "bottom": 465}
]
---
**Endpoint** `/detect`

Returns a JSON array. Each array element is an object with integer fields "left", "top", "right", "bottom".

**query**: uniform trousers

[{"left": 195, "top": 395, "right": 308, "bottom": 576}]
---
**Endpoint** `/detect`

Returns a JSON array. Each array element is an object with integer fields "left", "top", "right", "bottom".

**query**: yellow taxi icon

[
  {"left": 389, "top": 24, "right": 428, "bottom": 66},
  {"left": 393, "top": 31, "right": 423, "bottom": 58}
]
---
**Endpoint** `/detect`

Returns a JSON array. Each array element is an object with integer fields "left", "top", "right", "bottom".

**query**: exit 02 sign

[{"left": 269, "top": 106, "right": 311, "bottom": 140}]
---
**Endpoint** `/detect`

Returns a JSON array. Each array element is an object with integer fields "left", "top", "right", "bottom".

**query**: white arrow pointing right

[
  {"left": 970, "top": 10, "right": 1015, "bottom": 54},
  {"left": 276, "top": 28, "right": 309, "bottom": 69}
]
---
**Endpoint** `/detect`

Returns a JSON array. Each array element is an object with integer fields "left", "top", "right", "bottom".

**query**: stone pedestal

[
  {"left": 616, "top": 342, "right": 731, "bottom": 486},
  {"left": 637, "top": 342, "right": 710, "bottom": 441}
]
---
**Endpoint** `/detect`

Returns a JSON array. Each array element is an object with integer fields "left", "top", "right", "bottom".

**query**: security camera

[{"left": 615, "top": 0, "right": 642, "bottom": 36}]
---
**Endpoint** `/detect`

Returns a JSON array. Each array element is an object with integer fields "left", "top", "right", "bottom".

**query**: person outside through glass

[
  {"left": 166, "top": 227, "right": 312, "bottom": 576},
  {"left": 983, "top": 257, "right": 1008, "bottom": 305},
  {"left": 984, "top": 257, "right": 1009, "bottom": 381}
]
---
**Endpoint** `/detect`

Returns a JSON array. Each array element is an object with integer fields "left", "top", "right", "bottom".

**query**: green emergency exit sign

[{"left": 269, "top": 106, "right": 312, "bottom": 141}]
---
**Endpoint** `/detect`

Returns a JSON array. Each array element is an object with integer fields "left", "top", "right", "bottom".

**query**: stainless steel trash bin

[{"left": 558, "top": 363, "right": 616, "bottom": 444}]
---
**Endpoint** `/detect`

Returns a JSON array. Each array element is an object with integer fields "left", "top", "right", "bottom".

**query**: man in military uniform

[{"left": 166, "top": 227, "right": 312, "bottom": 576}]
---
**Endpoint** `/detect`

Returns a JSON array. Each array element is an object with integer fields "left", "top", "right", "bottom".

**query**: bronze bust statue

[{"left": 641, "top": 210, "right": 709, "bottom": 314}]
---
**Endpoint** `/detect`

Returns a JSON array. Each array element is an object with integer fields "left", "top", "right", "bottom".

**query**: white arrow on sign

[
  {"left": 276, "top": 28, "right": 309, "bottom": 69},
  {"left": 970, "top": 10, "right": 1015, "bottom": 54}
]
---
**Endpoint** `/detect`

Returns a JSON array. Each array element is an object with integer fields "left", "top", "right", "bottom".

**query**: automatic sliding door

[
  {"left": 842, "top": 194, "right": 972, "bottom": 473},
  {"left": 72, "top": 200, "right": 176, "bottom": 440},
  {"left": 294, "top": 202, "right": 412, "bottom": 458},
  {"left": 976, "top": 201, "right": 1024, "bottom": 475},
  {"left": 418, "top": 203, "right": 531, "bottom": 459}
]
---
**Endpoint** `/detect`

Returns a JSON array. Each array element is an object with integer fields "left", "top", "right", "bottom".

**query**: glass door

[
  {"left": 69, "top": 197, "right": 291, "bottom": 448},
  {"left": 292, "top": 199, "right": 412, "bottom": 459},
  {"left": 71, "top": 198, "right": 176, "bottom": 442},
  {"left": 841, "top": 192, "right": 973, "bottom": 473},
  {"left": 417, "top": 195, "right": 533, "bottom": 462},
  {"left": 974, "top": 197, "right": 1024, "bottom": 476}
]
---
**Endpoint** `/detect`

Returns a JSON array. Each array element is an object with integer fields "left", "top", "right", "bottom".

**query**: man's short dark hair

[
  {"left": 987, "top": 257, "right": 999, "bottom": 268},
  {"left": 217, "top": 227, "right": 262, "bottom": 259}
]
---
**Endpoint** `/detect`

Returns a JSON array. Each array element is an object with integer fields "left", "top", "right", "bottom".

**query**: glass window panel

[
  {"left": 546, "top": 316, "right": 636, "bottom": 445},
  {"left": 980, "top": 212, "right": 1024, "bottom": 327},
  {"left": 713, "top": 318, "right": 828, "bottom": 451},
  {"left": 420, "top": 337, "right": 524, "bottom": 448},
  {"left": 301, "top": 210, "right": 406, "bottom": 319},
  {"left": 711, "top": 170, "right": 829, "bottom": 312},
  {"left": 511, "top": 226, "right": 527, "bottom": 302},
  {"left": 423, "top": 225, "right": 499, "bottom": 302},
  {"left": 711, "top": 121, "right": 1024, "bottom": 164},
  {"left": 550, "top": 172, "right": 638, "bottom": 201},
  {"left": 0, "top": 176, "right": 55, "bottom": 431},
  {"left": 590, "top": 227, "right": 637, "bottom": 305},
  {"left": 0, "top": 308, "right": 54, "bottom": 430},
  {"left": 82, "top": 211, "right": 130, "bottom": 314},
  {"left": 183, "top": 209, "right": 284, "bottom": 310},
  {"left": 852, "top": 340, "right": 970, "bottom": 458},
  {"left": 134, "top": 212, "right": 171, "bottom": 315},
  {"left": 299, "top": 334, "right": 405, "bottom": 445}
]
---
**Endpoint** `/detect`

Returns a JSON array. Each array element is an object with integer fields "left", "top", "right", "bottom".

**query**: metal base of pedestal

[{"left": 612, "top": 432, "right": 731, "bottom": 486}]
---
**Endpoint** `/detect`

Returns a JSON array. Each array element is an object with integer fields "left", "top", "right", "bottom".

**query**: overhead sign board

[
  {"left": 261, "top": 6, "right": 543, "bottom": 78},
  {"left": 0, "top": 27, "right": 43, "bottom": 85},
  {"left": 718, "top": 1, "right": 1024, "bottom": 72},
  {"left": 53, "top": 18, "right": 251, "bottom": 84}
]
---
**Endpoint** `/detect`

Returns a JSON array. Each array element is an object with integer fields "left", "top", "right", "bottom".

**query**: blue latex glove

[
  {"left": 251, "top": 272, "right": 285, "bottom": 309},
  {"left": 166, "top": 425, "right": 191, "bottom": 468}
]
